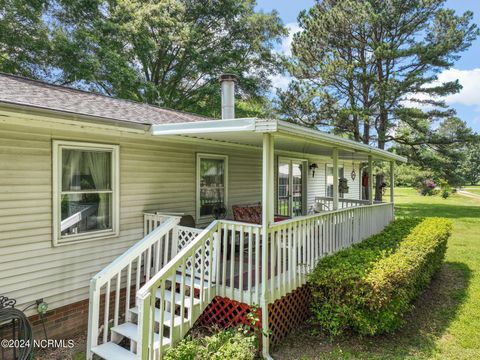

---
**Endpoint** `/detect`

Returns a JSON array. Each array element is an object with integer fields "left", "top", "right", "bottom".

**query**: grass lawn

[{"left": 272, "top": 188, "right": 480, "bottom": 360}]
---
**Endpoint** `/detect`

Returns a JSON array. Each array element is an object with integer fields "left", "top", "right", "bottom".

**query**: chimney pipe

[{"left": 219, "top": 74, "right": 236, "bottom": 119}]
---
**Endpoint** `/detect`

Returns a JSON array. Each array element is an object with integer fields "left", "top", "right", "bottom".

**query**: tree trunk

[{"left": 375, "top": 173, "right": 384, "bottom": 201}]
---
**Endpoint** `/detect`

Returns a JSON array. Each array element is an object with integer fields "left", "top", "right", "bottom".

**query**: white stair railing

[
  {"left": 86, "top": 215, "right": 181, "bottom": 360},
  {"left": 136, "top": 221, "right": 221, "bottom": 360},
  {"left": 214, "top": 221, "right": 263, "bottom": 305}
]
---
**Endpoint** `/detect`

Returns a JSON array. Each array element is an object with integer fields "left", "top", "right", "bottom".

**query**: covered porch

[
  {"left": 146, "top": 118, "right": 405, "bottom": 355},
  {"left": 150, "top": 118, "right": 404, "bottom": 221},
  {"left": 87, "top": 118, "right": 406, "bottom": 359}
]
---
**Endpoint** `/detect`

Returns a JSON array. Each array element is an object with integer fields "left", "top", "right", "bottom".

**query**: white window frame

[
  {"left": 52, "top": 140, "right": 120, "bottom": 246},
  {"left": 277, "top": 157, "right": 308, "bottom": 217},
  {"left": 196, "top": 153, "right": 228, "bottom": 221}
]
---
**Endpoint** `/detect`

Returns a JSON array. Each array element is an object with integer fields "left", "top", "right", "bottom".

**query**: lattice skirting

[
  {"left": 268, "top": 284, "right": 312, "bottom": 346},
  {"left": 196, "top": 296, "right": 261, "bottom": 330},
  {"left": 195, "top": 285, "right": 311, "bottom": 349}
]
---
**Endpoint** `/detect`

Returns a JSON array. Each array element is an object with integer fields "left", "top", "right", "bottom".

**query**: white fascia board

[
  {"left": 276, "top": 120, "right": 407, "bottom": 162},
  {"left": 150, "top": 118, "right": 257, "bottom": 135},
  {"left": 149, "top": 116, "right": 406, "bottom": 163}
]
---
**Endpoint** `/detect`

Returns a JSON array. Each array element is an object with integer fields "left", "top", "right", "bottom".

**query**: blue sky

[{"left": 256, "top": 0, "right": 480, "bottom": 132}]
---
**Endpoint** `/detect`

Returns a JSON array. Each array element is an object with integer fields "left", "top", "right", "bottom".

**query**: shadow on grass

[
  {"left": 368, "top": 261, "right": 472, "bottom": 359},
  {"left": 271, "top": 261, "right": 471, "bottom": 360},
  {"left": 395, "top": 203, "right": 480, "bottom": 219}
]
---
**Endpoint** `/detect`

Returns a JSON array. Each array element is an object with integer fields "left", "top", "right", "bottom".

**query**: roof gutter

[
  {"left": 276, "top": 120, "right": 407, "bottom": 162},
  {"left": 150, "top": 118, "right": 407, "bottom": 163},
  {"left": 150, "top": 118, "right": 257, "bottom": 135}
]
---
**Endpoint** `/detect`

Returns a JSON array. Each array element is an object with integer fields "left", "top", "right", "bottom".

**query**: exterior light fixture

[
  {"left": 309, "top": 163, "right": 318, "bottom": 177},
  {"left": 351, "top": 157, "right": 357, "bottom": 181}
]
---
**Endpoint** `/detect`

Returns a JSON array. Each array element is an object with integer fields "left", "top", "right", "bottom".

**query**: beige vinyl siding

[
  {"left": 306, "top": 159, "right": 361, "bottom": 209},
  {"left": 306, "top": 158, "right": 327, "bottom": 210},
  {"left": 0, "top": 119, "right": 262, "bottom": 313},
  {"left": 342, "top": 162, "right": 361, "bottom": 200},
  {"left": 0, "top": 113, "right": 359, "bottom": 314}
]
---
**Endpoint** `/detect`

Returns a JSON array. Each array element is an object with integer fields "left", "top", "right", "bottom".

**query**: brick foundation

[
  {"left": 0, "top": 299, "right": 90, "bottom": 360},
  {"left": 27, "top": 299, "right": 89, "bottom": 341}
]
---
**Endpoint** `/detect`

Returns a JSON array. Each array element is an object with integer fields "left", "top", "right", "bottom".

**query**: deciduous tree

[
  {"left": 0, "top": 0, "right": 51, "bottom": 78},
  {"left": 50, "top": 0, "right": 286, "bottom": 116}
]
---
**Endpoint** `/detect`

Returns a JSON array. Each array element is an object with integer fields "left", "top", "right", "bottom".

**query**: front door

[{"left": 277, "top": 158, "right": 305, "bottom": 217}]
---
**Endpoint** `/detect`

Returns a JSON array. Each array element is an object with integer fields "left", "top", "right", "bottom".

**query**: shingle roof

[{"left": 0, "top": 73, "right": 213, "bottom": 125}]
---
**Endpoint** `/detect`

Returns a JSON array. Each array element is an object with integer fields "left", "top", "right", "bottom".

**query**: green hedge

[
  {"left": 309, "top": 217, "right": 452, "bottom": 336},
  {"left": 164, "top": 328, "right": 256, "bottom": 360}
]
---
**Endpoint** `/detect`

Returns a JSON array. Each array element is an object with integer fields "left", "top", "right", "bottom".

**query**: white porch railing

[
  {"left": 88, "top": 203, "right": 394, "bottom": 359},
  {"left": 315, "top": 196, "right": 383, "bottom": 211},
  {"left": 266, "top": 202, "right": 394, "bottom": 302}
]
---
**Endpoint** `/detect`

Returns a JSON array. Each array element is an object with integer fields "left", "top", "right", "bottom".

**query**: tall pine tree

[{"left": 278, "top": 0, "right": 478, "bottom": 150}]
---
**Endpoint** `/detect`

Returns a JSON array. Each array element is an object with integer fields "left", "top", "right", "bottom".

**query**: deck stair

[
  {"left": 91, "top": 273, "right": 210, "bottom": 359},
  {"left": 86, "top": 215, "right": 219, "bottom": 360}
]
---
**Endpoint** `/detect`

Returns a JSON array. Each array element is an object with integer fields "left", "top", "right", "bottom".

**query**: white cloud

[
  {"left": 270, "top": 73, "right": 292, "bottom": 90},
  {"left": 403, "top": 68, "right": 480, "bottom": 111},
  {"left": 437, "top": 68, "right": 480, "bottom": 107},
  {"left": 279, "top": 23, "right": 302, "bottom": 56},
  {"left": 270, "top": 23, "right": 302, "bottom": 91}
]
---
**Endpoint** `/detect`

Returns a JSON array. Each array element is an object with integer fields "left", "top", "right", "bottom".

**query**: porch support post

[
  {"left": 389, "top": 161, "right": 395, "bottom": 203},
  {"left": 332, "top": 148, "right": 339, "bottom": 210},
  {"left": 368, "top": 155, "right": 374, "bottom": 205},
  {"left": 261, "top": 133, "right": 274, "bottom": 359}
]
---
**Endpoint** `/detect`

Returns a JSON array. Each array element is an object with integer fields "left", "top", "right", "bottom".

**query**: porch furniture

[
  {"left": 232, "top": 203, "right": 290, "bottom": 224},
  {"left": 179, "top": 215, "right": 196, "bottom": 228},
  {"left": 232, "top": 203, "right": 262, "bottom": 224}
]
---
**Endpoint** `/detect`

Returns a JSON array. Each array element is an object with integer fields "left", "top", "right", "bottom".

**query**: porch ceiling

[{"left": 150, "top": 118, "right": 406, "bottom": 162}]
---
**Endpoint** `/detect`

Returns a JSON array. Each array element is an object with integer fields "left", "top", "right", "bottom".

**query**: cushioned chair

[{"left": 232, "top": 203, "right": 262, "bottom": 224}]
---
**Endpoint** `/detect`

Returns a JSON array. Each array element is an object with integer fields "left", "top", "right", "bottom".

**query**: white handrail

[
  {"left": 315, "top": 196, "right": 384, "bottom": 210},
  {"left": 273, "top": 202, "right": 389, "bottom": 227},
  {"left": 136, "top": 220, "right": 220, "bottom": 359},
  {"left": 86, "top": 216, "right": 180, "bottom": 360},
  {"left": 96, "top": 217, "right": 178, "bottom": 282}
]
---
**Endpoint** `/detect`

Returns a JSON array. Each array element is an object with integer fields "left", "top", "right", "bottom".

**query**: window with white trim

[
  {"left": 196, "top": 154, "right": 228, "bottom": 219},
  {"left": 53, "top": 141, "right": 119, "bottom": 245}
]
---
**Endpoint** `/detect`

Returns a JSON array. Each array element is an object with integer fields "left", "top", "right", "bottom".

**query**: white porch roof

[{"left": 150, "top": 118, "right": 406, "bottom": 162}]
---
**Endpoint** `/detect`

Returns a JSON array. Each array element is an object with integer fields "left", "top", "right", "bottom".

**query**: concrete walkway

[{"left": 457, "top": 190, "right": 480, "bottom": 200}]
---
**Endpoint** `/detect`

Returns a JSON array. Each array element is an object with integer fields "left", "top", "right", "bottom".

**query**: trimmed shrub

[
  {"left": 309, "top": 217, "right": 452, "bottom": 336},
  {"left": 164, "top": 328, "right": 256, "bottom": 360}
]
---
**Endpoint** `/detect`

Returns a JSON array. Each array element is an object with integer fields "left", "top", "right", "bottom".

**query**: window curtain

[
  {"left": 86, "top": 151, "right": 111, "bottom": 229},
  {"left": 62, "top": 150, "right": 82, "bottom": 191}
]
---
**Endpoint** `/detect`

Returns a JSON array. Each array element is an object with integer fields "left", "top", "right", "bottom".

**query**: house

[{"left": 0, "top": 73, "right": 405, "bottom": 359}]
